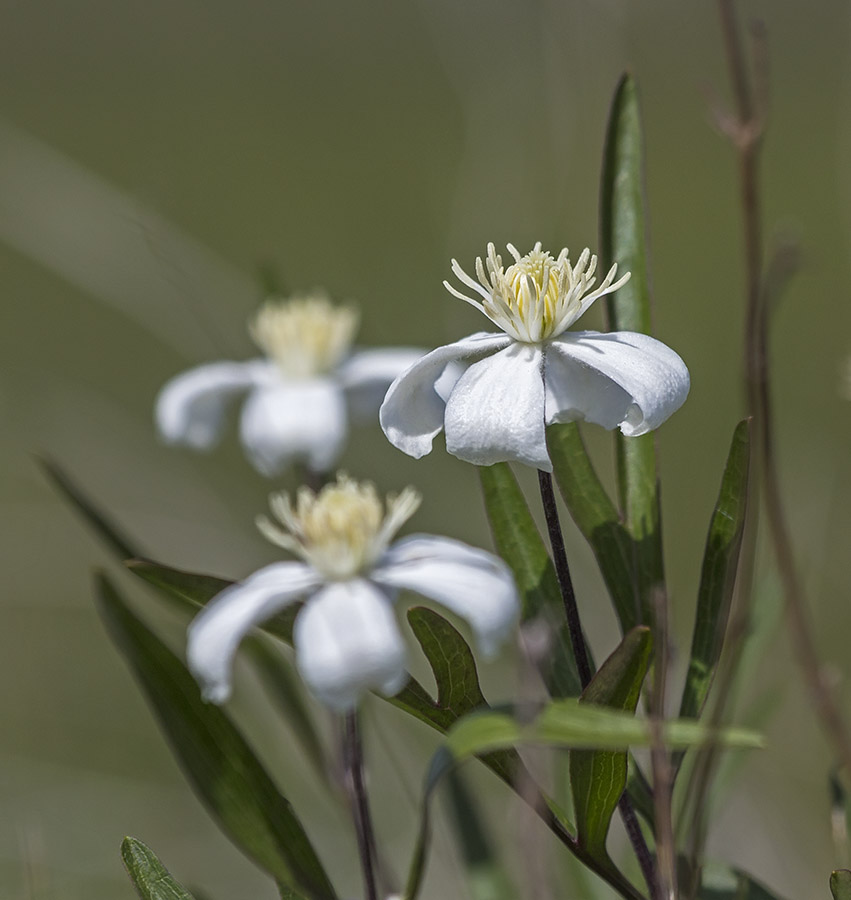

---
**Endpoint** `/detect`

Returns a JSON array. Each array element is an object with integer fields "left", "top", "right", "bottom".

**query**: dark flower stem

[
  {"left": 537, "top": 468, "right": 660, "bottom": 900},
  {"left": 343, "top": 710, "right": 378, "bottom": 900},
  {"left": 537, "top": 469, "right": 592, "bottom": 686}
]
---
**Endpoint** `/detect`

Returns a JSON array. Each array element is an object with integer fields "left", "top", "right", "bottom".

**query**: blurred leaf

[
  {"left": 548, "top": 424, "right": 640, "bottom": 633},
  {"left": 679, "top": 421, "right": 751, "bottom": 724},
  {"left": 121, "top": 837, "right": 196, "bottom": 900},
  {"left": 570, "top": 627, "right": 652, "bottom": 863},
  {"left": 600, "top": 72, "right": 664, "bottom": 621},
  {"left": 39, "top": 456, "right": 140, "bottom": 559},
  {"left": 443, "top": 702, "right": 760, "bottom": 761},
  {"left": 831, "top": 870, "right": 851, "bottom": 900},
  {"left": 127, "top": 558, "right": 299, "bottom": 642},
  {"left": 478, "top": 463, "right": 582, "bottom": 697},
  {"left": 96, "top": 573, "right": 337, "bottom": 900},
  {"left": 127, "top": 559, "right": 325, "bottom": 778},
  {"left": 695, "top": 862, "right": 787, "bottom": 900},
  {"left": 445, "top": 770, "right": 516, "bottom": 900},
  {"left": 625, "top": 765, "right": 656, "bottom": 828}
]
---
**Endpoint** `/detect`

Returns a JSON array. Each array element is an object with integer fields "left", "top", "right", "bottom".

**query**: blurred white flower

[
  {"left": 380, "top": 243, "right": 690, "bottom": 471},
  {"left": 187, "top": 474, "right": 519, "bottom": 711},
  {"left": 156, "top": 293, "right": 424, "bottom": 476}
]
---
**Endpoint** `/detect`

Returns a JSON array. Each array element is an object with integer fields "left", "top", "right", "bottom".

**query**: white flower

[
  {"left": 187, "top": 474, "right": 519, "bottom": 711},
  {"left": 379, "top": 243, "right": 690, "bottom": 472},
  {"left": 156, "top": 293, "right": 424, "bottom": 476}
]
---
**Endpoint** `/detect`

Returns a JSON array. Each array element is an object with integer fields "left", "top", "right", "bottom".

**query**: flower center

[
  {"left": 257, "top": 474, "right": 421, "bottom": 580},
  {"left": 443, "top": 242, "right": 630, "bottom": 343},
  {"left": 249, "top": 293, "right": 359, "bottom": 378}
]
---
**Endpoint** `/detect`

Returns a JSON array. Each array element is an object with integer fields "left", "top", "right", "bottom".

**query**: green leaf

[
  {"left": 397, "top": 606, "right": 518, "bottom": 786},
  {"left": 679, "top": 420, "right": 751, "bottom": 723},
  {"left": 599, "top": 72, "right": 665, "bottom": 620},
  {"left": 478, "top": 463, "right": 563, "bottom": 622},
  {"left": 96, "top": 573, "right": 337, "bottom": 900},
  {"left": 121, "top": 837, "right": 196, "bottom": 900},
  {"left": 695, "top": 862, "right": 787, "bottom": 900},
  {"left": 127, "top": 559, "right": 327, "bottom": 781},
  {"left": 406, "top": 606, "right": 488, "bottom": 716},
  {"left": 478, "top": 464, "right": 582, "bottom": 697},
  {"left": 548, "top": 424, "right": 640, "bottom": 633},
  {"left": 600, "top": 73, "right": 652, "bottom": 337},
  {"left": 831, "top": 870, "right": 851, "bottom": 900},
  {"left": 39, "top": 456, "right": 140, "bottom": 559},
  {"left": 443, "top": 701, "right": 761, "bottom": 761},
  {"left": 127, "top": 558, "right": 300, "bottom": 642},
  {"left": 570, "top": 627, "right": 652, "bottom": 862}
]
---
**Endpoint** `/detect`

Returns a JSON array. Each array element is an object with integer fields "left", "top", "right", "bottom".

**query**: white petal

[
  {"left": 546, "top": 332, "right": 690, "bottom": 436},
  {"left": 443, "top": 341, "right": 550, "bottom": 470},
  {"left": 337, "top": 347, "right": 428, "bottom": 423},
  {"left": 372, "top": 535, "right": 519, "bottom": 657},
  {"left": 187, "top": 562, "right": 320, "bottom": 704},
  {"left": 379, "top": 332, "right": 510, "bottom": 459},
  {"left": 155, "top": 360, "right": 265, "bottom": 449},
  {"left": 239, "top": 378, "right": 348, "bottom": 476},
  {"left": 294, "top": 579, "right": 407, "bottom": 711}
]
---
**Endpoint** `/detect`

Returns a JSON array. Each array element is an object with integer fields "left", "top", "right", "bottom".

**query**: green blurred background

[{"left": 1, "top": 1, "right": 850, "bottom": 897}]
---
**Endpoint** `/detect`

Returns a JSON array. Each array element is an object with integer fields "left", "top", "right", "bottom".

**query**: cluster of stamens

[
  {"left": 257, "top": 474, "right": 421, "bottom": 580},
  {"left": 249, "top": 293, "right": 359, "bottom": 378},
  {"left": 444, "top": 242, "right": 630, "bottom": 343}
]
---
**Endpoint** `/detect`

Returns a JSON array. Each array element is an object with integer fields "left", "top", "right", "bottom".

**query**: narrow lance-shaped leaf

[
  {"left": 831, "top": 870, "right": 851, "bottom": 900},
  {"left": 600, "top": 72, "right": 665, "bottom": 621},
  {"left": 96, "top": 573, "right": 338, "bottom": 900},
  {"left": 548, "top": 424, "right": 640, "bottom": 633},
  {"left": 679, "top": 420, "right": 751, "bottom": 725},
  {"left": 39, "top": 456, "right": 140, "bottom": 559},
  {"left": 128, "top": 559, "right": 326, "bottom": 781},
  {"left": 570, "top": 627, "right": 652, "bottom": 864},
  {"left": 121, "top": 837, "right": 197, "bottom": 900},
  {"left": 478, "top": 462, "right": 583, "bottom": 696}
]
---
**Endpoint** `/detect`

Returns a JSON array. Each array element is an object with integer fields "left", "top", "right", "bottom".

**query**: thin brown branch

[{"left": 717, "top": 0, "right": 851, "bottom": 810}]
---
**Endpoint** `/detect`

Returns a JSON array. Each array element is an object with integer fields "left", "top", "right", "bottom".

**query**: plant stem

[
  {"left": 343, "top": 711, "right": 378, "bottom": 900},
  {"left": 537, "top": 468, "right": 659, "bottom": 900},
  {"left": 537, "top": 469, "right": 592, "bottom": 687},
  {"left": 717, "top": 0, "right": 851, "bottom": 781}
]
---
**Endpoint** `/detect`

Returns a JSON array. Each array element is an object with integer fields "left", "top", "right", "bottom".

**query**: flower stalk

[
  {"left": 343, "top": 711, "right": 379, "bottom": 900},
  {"left": 536, "top": 469, "right": 592, "bottom": 687},
  {"left": 537, "top": 468, "right": 659, "bottom": 900}
]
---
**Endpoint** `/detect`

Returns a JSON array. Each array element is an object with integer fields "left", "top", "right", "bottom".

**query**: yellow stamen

[
  {"left": 257, "top": 474, "right": 421, "bottom": 580},
  {"left": 444, "top": 242, "right": 629, "bottom": 344},
  {"left": 249, "top": 293, "right": 359, "bottom": 378}
]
